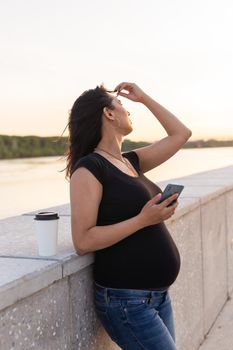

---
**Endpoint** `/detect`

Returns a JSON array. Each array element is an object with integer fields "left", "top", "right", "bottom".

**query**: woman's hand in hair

[{"left": 114, "top": 82, "right": 146, "bottom": 102}]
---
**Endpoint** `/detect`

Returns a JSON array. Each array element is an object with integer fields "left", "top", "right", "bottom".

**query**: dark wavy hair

[{"left": 63, "top": 86, "right": 115, "bottom": 180}]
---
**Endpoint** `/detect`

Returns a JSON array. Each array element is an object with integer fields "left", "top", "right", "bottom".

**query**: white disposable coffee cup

[{"left": 34, "top": 211, "right": 59, "bottom": 256}]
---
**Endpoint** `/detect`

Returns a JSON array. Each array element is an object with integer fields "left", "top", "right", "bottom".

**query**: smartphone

[{"left": 157, "top": 184, "right": 184, "bottom": 207}]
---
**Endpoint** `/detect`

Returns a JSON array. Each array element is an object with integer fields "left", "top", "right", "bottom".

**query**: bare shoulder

[
  {"left": 70, "top": 167, "right": 103, "bottom": 255},
  {"left": 70, "top": 167, "right": 103, "bottom": 224},
  {"left": 70, "top": 167, "right": 103, "bottom": 231},
  {"left": 70, "top": 167, "right": 103, "bottom": 202},
  {"left": 71, "top": 166, "right": 102, "bottom": 186}
]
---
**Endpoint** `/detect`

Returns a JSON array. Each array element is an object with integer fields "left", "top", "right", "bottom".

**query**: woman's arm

[
  {"left": 70, "top": 167, "right": 179, "bottom": 255},
  {"left": 115, "top": 82, "right": 192, "bottom": 173}
]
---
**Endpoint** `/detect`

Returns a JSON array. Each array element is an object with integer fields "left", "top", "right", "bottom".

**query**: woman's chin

[{"left": 125, "top": 126, "right": 133, "bottom": 135}]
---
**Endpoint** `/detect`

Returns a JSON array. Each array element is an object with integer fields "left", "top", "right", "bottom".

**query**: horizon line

[{"left": 0, "top": 134, "right": 233, "bottom": 143}]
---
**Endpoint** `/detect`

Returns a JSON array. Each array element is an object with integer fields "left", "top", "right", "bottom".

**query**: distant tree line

[
  {"left": 182, "top": 139, "right": 233, "bottom": 148},
  {"left": 0, "top": 134, "right": 232, "bottom": 160},
  {"left": 0, "top": 135, "right": 67, "bottom": 159}
]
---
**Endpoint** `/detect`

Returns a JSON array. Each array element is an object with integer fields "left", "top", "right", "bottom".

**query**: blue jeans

[{"left": 94, "top": 283, "right": 177, "bottom": 350}]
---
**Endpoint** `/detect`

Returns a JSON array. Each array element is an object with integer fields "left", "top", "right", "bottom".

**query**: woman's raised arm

[{"left": 115, "top": 82, "right": 192, "bottom": 173}]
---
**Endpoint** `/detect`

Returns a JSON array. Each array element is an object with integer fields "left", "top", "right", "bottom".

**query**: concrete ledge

[
  {"left": 0, "top": 215, "right": 74, "bottom": 258},
  {"left": 0, "top": 258, "right": 62, "bottom": 311},
  {"left": 62, "top": 253, "right": 94, "bottom": 278},
  {"left": 226, "top": 190, "right": 233, "bottom": 295}
]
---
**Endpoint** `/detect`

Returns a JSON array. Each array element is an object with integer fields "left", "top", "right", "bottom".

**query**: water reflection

[{"left": 0, "top": 147, "right": 232, "bottom": 219}]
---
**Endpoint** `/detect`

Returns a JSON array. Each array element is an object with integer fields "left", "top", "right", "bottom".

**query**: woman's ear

[{"left": 103, "top": 107, "right": 114, "bottom": 121}]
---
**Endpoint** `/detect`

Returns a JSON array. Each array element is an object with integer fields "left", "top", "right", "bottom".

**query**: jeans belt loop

[
  {"left": 104, "top": 288, "right": 109, "bottom": 305},
  {"left": 148, "top": 291, "right": 153, "bottom": 304}
]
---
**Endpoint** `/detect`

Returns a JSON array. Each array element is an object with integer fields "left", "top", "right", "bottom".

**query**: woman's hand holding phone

[
  {"left": 139, "top": 192, "right": 179, "bottom": 227},
  {"left": 157, "top": 184, "right": 184, "bottom": 206}
]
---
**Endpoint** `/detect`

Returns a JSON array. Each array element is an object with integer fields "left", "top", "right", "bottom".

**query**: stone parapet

[{"left": 0, "top": 165, "right": 233, "bottom": 349}]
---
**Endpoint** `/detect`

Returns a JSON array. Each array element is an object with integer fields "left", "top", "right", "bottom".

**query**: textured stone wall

[{"left": 0, "top": 265, "right": 118, "bottom": 350}]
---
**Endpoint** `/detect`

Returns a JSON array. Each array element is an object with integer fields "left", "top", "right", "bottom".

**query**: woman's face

[{"left": 110, "top": 96, "right": 133, "bottom": 135}]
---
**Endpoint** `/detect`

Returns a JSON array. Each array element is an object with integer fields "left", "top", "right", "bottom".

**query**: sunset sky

[{"left": 1, "top": 0, "right": 233, "bottom": 142}]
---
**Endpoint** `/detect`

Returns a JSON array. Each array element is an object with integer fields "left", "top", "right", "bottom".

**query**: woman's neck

[{"left": 95, "top": 140, "right": 123, "bottom": 158}]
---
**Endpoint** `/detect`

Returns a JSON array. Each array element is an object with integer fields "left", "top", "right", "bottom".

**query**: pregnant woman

[{"left": 65, "top": 82, "right": 192, "bottom": 350}]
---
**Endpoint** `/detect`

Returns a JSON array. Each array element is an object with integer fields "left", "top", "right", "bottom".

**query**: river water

[{"left": 0, "top": 147, "right": 232, "bottom": 220}]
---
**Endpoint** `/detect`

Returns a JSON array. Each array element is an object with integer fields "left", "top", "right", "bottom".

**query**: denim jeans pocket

[
  {"left": 125, "top": 297, "right": 149, "bottom": 304},
  {"left": 124, "top": 298, "right": 149, "bottom": 310},
  {"left": 121, "top": 298, "right": 157, "bottom": 326}
]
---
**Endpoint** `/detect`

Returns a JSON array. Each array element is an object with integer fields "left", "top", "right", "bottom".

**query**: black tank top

[{"left": 72, "top": 151, "right": 181, "bottom": 290}]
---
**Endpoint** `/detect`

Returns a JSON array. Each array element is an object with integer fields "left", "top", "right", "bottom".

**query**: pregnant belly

[{"left": 94, "top": 224, "right": 181, "bottom": 289}]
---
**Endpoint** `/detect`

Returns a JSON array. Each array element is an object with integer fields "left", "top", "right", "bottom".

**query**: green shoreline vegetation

[{"left": 0, "top": 134, "right": 233, "bottom": 160}]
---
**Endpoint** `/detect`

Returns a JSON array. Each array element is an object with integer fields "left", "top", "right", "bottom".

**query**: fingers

[
  {"left": 172, "top": 201, "right": 179, "bottom": 209},
  {"left": 164, "top": 202, "right": 178, "bottom": 220},
  {"left": 114, "top": 82, "right": 128, "bottom": 91},
  {"left": 114, "top": 82, "right": 132, "bottom": 93},
  {"left": 149, "top": 193, "right": 179, "bottom": 208},
  {"left": 149, "top": 193, "right": 162, "bottom": 204},
  {"left": 170, "top": 202, "right": 178, "bottom": 213},
  {"left": 141, "top": 193, "right": 179, "bottom": 225},
  {"left": 117, "top": 91, "right": 129, "bottom": 98},
  {"left": 160, "top": 193, "right": 179, "bottom": 208}
]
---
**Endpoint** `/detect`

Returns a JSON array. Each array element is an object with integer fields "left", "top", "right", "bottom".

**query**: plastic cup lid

[{"left": 34, "top": 211, "right": 59, "bottom": 221}]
